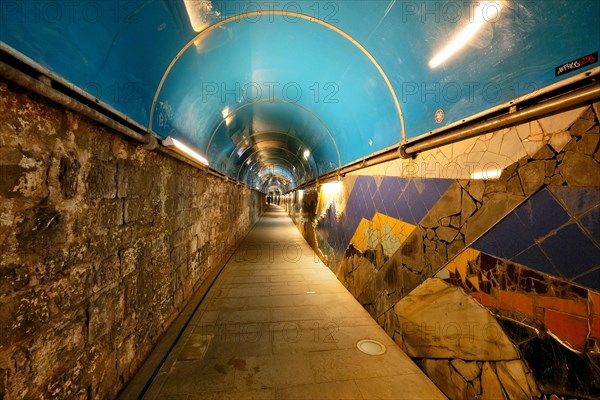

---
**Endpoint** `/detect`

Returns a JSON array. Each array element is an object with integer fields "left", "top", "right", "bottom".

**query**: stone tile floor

[{"left": 141, "top": 206, "right": 445, "bottom": 399}]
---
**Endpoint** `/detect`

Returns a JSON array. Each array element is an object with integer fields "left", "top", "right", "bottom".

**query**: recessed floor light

[{"left": 356, "top": 339, "right": 386, "bottom": 356}]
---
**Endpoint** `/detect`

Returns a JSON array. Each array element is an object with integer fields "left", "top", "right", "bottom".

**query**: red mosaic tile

[
  {"left": 591, "top": 317, "right": 600, "bottom": 339},
  {"left": 590, "top": 292, "right": 600, "bottom": 316},
  {"left": 496, "top": 291, "right": 535, "bottom": 317},
  {"left": 545, "top": 309, "right": 589, "bottom": 351},
  {"left": 537, "top": 296, "right": 588, "bottom": 317},
  {"left": 471, "top": 291, "right": 492, "bottom": 307}
]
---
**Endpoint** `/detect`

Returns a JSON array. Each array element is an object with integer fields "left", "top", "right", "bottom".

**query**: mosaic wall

[
  {"left": 437, "top": 249, "right": 600, "bottom": 395},
  {"left": 285, "top": 102, "right": 600, "bottom": 399},
  {"left": 311, "top": 177, "right": 451, "bottom": 263},
  {"left": 472, "top": 186, "right": 600, "bottom": 289}
]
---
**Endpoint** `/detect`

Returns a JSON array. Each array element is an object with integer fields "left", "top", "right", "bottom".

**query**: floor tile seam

[{"left": 269, "top": 378, "right": 365, "bottom": 395}]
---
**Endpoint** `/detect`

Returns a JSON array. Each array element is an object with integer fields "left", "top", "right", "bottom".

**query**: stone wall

[
  {"left": 284, "top": 102, "right": 600, "bottom": 398},
  {"left": 0, "top": 80, "right": 263, "bottom": 399}
]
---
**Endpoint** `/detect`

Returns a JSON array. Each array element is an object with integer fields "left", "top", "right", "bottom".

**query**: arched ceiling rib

[
  {"left": 207, "top": 100, "right": 336, "bottom": 181},
  {"left": 238, "top": 153, "right": 305, "bottom": 185},
  {"left": 2, "top": 0, "right": 599, "bottom": 189},
  {"left": 147, "top": 9, "right": 406, "bottom": 140}
]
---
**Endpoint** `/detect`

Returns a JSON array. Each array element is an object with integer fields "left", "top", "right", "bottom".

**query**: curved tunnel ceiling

[{"left": 2, "top": 0, "right": 599, "bottom": 190}]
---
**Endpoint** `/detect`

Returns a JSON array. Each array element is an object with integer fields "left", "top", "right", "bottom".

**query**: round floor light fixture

[{"left": 356, "top": 339, "right": 386, "bottom": 356}]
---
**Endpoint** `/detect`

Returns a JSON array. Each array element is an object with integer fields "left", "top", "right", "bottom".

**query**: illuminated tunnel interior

[
  {"left": 2, "top": 0, "right": 598, "bottom": 192},
  {"left": 1, "top": 1, "right": 600, "bottom": 399}
]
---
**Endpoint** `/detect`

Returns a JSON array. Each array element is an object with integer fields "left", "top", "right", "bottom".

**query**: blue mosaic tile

[
  {"left": 579, "top": 206, "right": 600, "bottom": 246},
  {"left": 377, "top": 179, "right": 391, "bottom": 200},
  {"left": 409, "top": 196, "right": 429, "bottom": 224},
  {"left": 403, "top": 180, "right": 419, "bottom": 206},
  {"left": 353, "top": 194, "right": 368, "bottom": 217},
  {"left": 540, "top": 223, "right": 600, "bottom": 278},
  {"left": 515, "top": 188, "right": 570, "bottom": 239},
  {"left": 419, "top": 181, "right": 444, "bottom": 212},
  {"left": 345, "top": 212, "right": 364, "bottom": 234},
  {"left": 472, "top": 232, "right": 503, "bottom": 258},
  {"left": 372, "top": 190, "right": 386, "bottom": 214},
  {"left": 353, "top": 176, "right": 369, "bottom": 194},
  {"left": 399, "top": 181, "right": 426, "bottom": 222},
  {"left": 380, "top": 177, "right": 408, "bottom": 198},
  {"left": 432, "top": 179, "right": 453, "bottom": 197},
  {"left": 380, "top": 179, "right": 403, "bottom": 216},
  {"left": 513, "top": 245, "right": 561, "bottom": 277},
  {"left": 574, "top": 268, "right": 600, "bottom": 292},
  {"left": 393, "top": 194, "right": 416, "bottom": 225},
  {"left": 366, "top": 177, "right": 378, "bottom": 197},
  {"left": 549, "top": 186, "right": 600, "bottom": 217},
  {"left": 412, "top": 179, "right": 426, "bottom": 194},
  {"left": 401, "top": 179, "right": 412, "bottom": 194},
  {"left": 360, "top": 195, "right": 376, "bottom": 219},
  {"left": 473, "top": 213, "right": 534, "bottom": 259}
]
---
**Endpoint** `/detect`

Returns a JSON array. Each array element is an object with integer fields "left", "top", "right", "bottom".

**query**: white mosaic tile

[
  {"left": 515, "top": 122, "right": 530, "bottom": 140},
  {"left": 548, "top": 131, "right": 572, "bottom": 153},
  {"left": 538, "top": 106, "right": 587, "bottom": 134},
  {"left": 500, "top": 128, "right": 528, "bottom": 162},
  {"left": 487, "top": 130, "right": 505, "bottom": 152},
  {"left": 470, "top": 138, "right": 490, "bottom": 153},
  {"left": 522, "top": 140, "right": 545, "bottom": 158}
]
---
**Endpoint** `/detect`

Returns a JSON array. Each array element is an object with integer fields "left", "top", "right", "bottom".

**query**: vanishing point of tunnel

[{"left": 1, "top": 1, "right": 600, "bottom": 399}]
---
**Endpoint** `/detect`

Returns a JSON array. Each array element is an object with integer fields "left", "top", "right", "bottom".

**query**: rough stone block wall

[{"left": 0, "top": 80, "right": 263, "bottom": 399}]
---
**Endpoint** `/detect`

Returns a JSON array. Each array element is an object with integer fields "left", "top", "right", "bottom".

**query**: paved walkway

[{"left": 141, "top": 206, "right": 445, "bottom": 399}]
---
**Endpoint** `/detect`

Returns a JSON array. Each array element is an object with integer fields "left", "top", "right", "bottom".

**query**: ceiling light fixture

[
  {"left": 303, "top": 149, "right": 311, "bottom": 160},
  {"left": 162, "top": 136, "right": 209, "bottom": 165},
  {"left": 221, "top": 106, "right": 233, "bottom": 126},
  {"left": 429, "top": 1, "right": 503, "bottom": 68},
  {"left": 184, "top": 0, "right": 218, "bottom": 32}
]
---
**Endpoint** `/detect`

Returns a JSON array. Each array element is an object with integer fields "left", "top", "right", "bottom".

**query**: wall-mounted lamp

[
  {"left": 162, "top": 136, "right": 209, "bottom": 166},
  {"left": 321, "top": 180, "right": 342, "bottom": 194}
]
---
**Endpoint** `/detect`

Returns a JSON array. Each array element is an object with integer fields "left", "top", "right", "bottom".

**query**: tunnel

[{"left": 1, "top": 0, "right": 600, "bottom": 399}]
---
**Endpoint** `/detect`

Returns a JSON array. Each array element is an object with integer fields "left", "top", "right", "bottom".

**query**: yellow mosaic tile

[
  {"left": 446, "top": 247, "right": 481, "bottom": 284},
  {"left": 468, "top": 276, "right": 481, "bottom": 291},
  {"left": 349, "top": 218, "right": 370, "bottom": 252},
  {"left": 349, "top": 213, "right": 416, "bottom": 257}
]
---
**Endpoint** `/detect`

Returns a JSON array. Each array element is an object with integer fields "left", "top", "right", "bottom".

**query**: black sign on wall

[{"left": 555, "top": 52, "right": 598, "bottom": 76}]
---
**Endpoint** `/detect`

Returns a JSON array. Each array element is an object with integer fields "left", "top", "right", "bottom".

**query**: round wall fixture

[{"left": 356, "top": 339, "right": 386, "bottom": 356}]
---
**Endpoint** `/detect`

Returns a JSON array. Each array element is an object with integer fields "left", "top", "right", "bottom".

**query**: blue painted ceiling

[{"left": 1, "top": 0, "right": 598, "bottom": 191}]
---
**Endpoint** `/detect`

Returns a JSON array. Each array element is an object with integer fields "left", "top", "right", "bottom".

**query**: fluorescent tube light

[
  {"left": 429, "top": 1, "right": 503, "bottom": 68},
  {"left": 470, "top": 168, "right": 502, "bottom": 180},
  {"left": 162, "top": 136, "right": 209, "bottom": 165}
]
